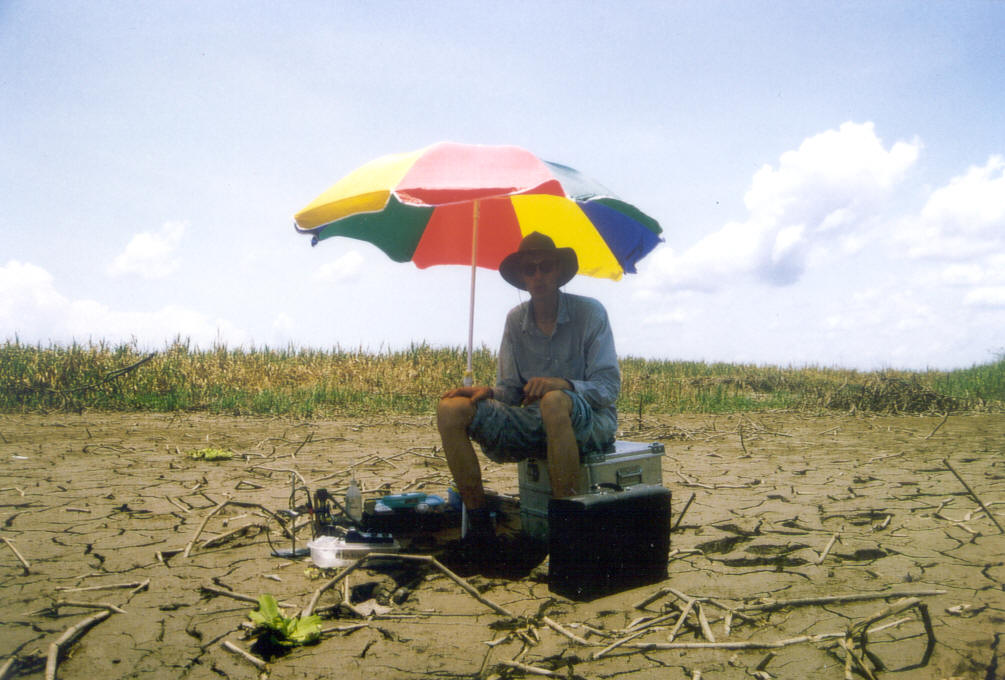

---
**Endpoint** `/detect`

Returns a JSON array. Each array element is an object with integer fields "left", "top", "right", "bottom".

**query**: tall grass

[{"left": 1, "top": 339, "right": 1002, "bottom": 416}]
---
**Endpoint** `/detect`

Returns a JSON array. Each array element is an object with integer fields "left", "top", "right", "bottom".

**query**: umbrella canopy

[
  {"left": 294, "top": 142, "right": 663, "bottom": 278},
  {"left": 293, "top": 142, "right": 663, "bottom": 382}
]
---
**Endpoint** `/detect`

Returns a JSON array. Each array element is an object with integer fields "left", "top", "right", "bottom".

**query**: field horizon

[{"left": 2, "top": 339, "right": 1003, "bottom": 417}]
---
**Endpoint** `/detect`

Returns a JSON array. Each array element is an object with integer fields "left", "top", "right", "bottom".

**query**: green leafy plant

[
  {"left": 187, "top": 447, "right": 233, "bottom": 460},
  {"left": 247, "top": 594, "right": 321, "bottom": 648}
]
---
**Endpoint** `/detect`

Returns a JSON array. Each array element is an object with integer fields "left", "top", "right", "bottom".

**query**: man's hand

[
  {"left": 441, "top": 385, "right": 494, "bottom": 402},
  {"left": 521, "top": 377, "right": 572, "bottom": 405}
]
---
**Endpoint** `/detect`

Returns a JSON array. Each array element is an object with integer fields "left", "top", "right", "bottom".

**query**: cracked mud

[{"left": 1, "top": 412, "right": 1002, "bottom": 679}]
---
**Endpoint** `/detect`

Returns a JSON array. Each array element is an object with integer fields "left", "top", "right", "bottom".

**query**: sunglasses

[{"left": 522, "top": 259, "right": 557, "bottom": 277}]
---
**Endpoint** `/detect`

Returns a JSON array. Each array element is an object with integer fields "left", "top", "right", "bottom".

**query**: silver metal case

[{"left": 518, "top": 441, "right": 665, "bottom": 540}]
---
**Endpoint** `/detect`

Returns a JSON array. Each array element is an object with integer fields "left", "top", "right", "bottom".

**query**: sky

[{"left": 2, "top": 1, "right": 1004, "bottom": 371}]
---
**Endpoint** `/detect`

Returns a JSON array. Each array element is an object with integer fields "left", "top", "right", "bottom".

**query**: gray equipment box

[{"left": 518, "top": 441, "right": 665, "bottom": 541}]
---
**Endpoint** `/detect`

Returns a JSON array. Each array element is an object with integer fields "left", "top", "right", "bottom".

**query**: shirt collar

[{"left": 521, "top": 291, "right": 570, "bottom": 333}]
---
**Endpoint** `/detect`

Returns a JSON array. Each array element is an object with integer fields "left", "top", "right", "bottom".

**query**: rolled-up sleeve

[{"left": 568, "top": 302, "right": 620, "bottom": 409}]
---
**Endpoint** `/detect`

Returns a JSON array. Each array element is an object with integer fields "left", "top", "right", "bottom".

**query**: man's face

[{"left": 521, "top": 256, "right": 560, "bottom": 296}]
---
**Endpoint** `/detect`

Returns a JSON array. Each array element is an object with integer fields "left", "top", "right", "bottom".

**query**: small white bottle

[{"left": 345, "top": 478, "right": 363, "bottom": 524}]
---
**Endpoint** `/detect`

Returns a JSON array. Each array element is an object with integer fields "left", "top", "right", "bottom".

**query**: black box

[{"left": 548, "top": 484, "right": 671, "bottom": 601}]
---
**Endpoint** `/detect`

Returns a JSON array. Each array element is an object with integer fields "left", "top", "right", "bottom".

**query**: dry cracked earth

[{"left": 1, "top": 411, "right": 1003, "bottom": 679}]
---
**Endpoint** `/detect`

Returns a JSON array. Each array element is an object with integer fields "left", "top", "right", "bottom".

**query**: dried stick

[
  {"left": 198, "top": 522, "right": 266, "bottom": 549},
  {"left": 221, "top": 640, "right": 267, "bottom": 670},
  {"left": 52, "top": 352, "right": 154, "bottom": 395},
  {"left": 842, "top": 637, "right": 854, "bottom": 680},
  {"left": 2, "top": 537, "right": 30, "bottom": 573},
  {"left": 53, "top": 600, "right": 127, "bottom": 614},
  {"left": 816, "top": 533, "right": 839, "bottom": 564},
  {"left": 382, "top": 553, "right": 517, "bottom": 618},
  {"left": 45, "top": 610, "right": 113, "bottom": 680},
  {"left": 0, "top": 657, "right": 14, "bottom": 680},
  {"left": 740, "top": 589, "right": 945, "bottom": 613},
  {"left": 291, "top": 432, "right": 313, "bottom": 458},
  {"left": 183, "top": 498, "right": 230, "bottom": 557},
  {"left": 625, "top": 610, "right": 678, "bottom": 633},
  {"left": 634, "top": 587, "right": 672, "bottom": 610},
  {"left": 943, "top": 458, "right": 1004, "bottom": 534},
  {"left": 199, "top": 585, "right": 296, "bottom": 609},
  {"left": 302, "top": 553, "right": 515, "bottom": 619},
  {"left": 311, "top": 455, "right": 378, "bottom": 483},
  {"left": 667, "top": 599, "right": 696, "bottom": 642},
  {"left": 840, "top": 637, "right": 878, "bottom": 680},
  {"left": 541, "top": 616, "right": 592, "bottom": 646},
  {"left": 55, "top": 581, "right": 147, "bottom": 593},
  {"left": 320, "top": 623, "right": 369, "bottom": 635},
  {"left": 673, "top": 493, "right": 697, "bottom": 531},
  {"left": 302, "top": 560, "right": 368, "bottom": 617},
  {"left": 593, "top": 628, "right": 651, "bottom": 659},
  {"left": 166, "top": 496, "right": 191, "bottom": 513},
  {"left": 496, "top": 659, "right": 570, "bottom": 678},
  {"left": 626, "top": 632, "right": 845, "bottom": 651},
  {"left": 696, "top": 602, "right": 716, "bottom": 642},
  {"left": 850, "top": 597, "right": 936, "bottom": 672},
  {"left": 666, "top": 587, "right": 752, "bottom": 623},
  {"left": 611, "top": 612, "right": 932, "bottom": 659},
  {"left": 924, "top": 412, "right": 949, "bottom": 440},
  {"left": 201, "top": 585, "right": 262, "bottom": 604}
]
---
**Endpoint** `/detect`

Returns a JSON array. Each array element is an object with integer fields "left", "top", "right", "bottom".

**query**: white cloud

[
  {"left": 1, "top": 260, "right": 247, "bottom": 347},
  {"left": 642, "top": 308, "right": 688, "bottom": 326},
  {"left": 900, "top": 155, "right": 1005, "bottom": 260},
  {"left": 745, "top": 122, "right": 919, "bottom": 223},
  {"left": 941, "top": 263, "right": 985, "bottom": 286},
  {"left": 313, "top": 250, "right": 365, "bottom": 284},
  {"left": 108, "top": 221, "right": 187, "bottom": 279},
  {"left": 272, "top": 313, "right": 294, "bottom": 335},
  {"left": 639, "top": 122, "right": 920, "bottom": 293},
  {"left": 964, "top": 287, "right": 1005, "bottom": 308}
]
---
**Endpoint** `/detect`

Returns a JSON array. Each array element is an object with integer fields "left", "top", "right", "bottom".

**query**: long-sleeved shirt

[{"left": 494, "top": 291, "right": 620, "bottom": 435}]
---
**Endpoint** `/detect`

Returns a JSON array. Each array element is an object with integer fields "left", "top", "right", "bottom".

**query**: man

[{"left": 437, "top": 231, "right": 620, "bottom": 545}]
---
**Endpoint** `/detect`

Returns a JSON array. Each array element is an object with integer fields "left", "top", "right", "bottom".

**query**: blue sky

[{"left": 2, "top": 1, "right": 1004, "bottom": 370}]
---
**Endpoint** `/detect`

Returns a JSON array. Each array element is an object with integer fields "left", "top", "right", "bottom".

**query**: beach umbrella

[{"left": 293, "top": 141, "right": 663, "bottom": 384}]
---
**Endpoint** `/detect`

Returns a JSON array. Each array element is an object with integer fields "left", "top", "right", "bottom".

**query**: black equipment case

[{"left": 548, "top": 484, "right": 671, "bottom": 601}]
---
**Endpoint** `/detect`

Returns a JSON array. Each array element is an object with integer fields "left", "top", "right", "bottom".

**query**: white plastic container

[
  {"left": 345, "top": 479, "right": 363, "bottom": 524},
  {"left": 307, "top": 535, "right": 401, "bottom": 568}
]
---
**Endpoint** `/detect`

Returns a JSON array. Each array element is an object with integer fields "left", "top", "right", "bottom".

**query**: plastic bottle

[{"left": 345, "top": 478, "right": 363, "bottom": 524}]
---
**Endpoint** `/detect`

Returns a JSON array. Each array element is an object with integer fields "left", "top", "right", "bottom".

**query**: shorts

[{"left": 467, "top": 389, "right": 615, "bottom": 463}]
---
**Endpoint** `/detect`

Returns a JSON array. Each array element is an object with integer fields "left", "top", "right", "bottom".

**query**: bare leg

[
  {"left": 436, "top": 396, "right": 487, "bottom": 510},
  {"left": 539, "top": 390, "right": 580, "bottom": 498}
]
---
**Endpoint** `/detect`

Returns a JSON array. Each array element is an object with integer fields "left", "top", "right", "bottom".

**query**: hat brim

[{"left": 499, "top": 247, "right": 578, "bottom": 290}]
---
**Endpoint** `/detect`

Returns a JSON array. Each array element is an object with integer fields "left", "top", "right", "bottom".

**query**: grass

[{"left": 1, "top": 339, "right": 1002, "bottom": 417}]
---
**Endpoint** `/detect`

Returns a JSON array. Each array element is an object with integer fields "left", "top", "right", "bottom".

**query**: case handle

[{"left": 616, "top": 465, "right": 643, "bottom": 487}]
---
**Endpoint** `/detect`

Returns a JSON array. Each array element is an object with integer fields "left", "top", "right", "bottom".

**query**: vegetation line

[{"left": 1, "top": 339, "right": 1002, "bottom": 417}]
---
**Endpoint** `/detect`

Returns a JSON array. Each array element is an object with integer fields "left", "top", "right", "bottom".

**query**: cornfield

[{"left": 1, "top": 339, "right": 1002, "bottom": 417}]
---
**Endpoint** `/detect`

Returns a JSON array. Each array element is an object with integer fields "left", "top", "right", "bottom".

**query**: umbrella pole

[{"left": 464, "top": 200, "right": 479, "bottom": 387}]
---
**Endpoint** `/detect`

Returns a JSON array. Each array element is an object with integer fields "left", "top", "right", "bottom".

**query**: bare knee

[
  {"left": 437, "top": 396, "right": 476, "bottom": 433},
  {"left": 539, "top": 390, "right": 572, "bottom": 427}
]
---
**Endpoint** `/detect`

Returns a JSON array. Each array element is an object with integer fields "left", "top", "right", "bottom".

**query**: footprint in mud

[
  {"left": 696, "top": 538, "right": 812, "bottom": 568},
  {"left": 720, "top": 555, "right": 809, "bottom": 568},
  {"left": 833, "top": 548, "right": 888, "bottom": 562},
  {"left": 745, "top": 542, "right": 810, "bottom": 555},
  {"left": 695, "top": 534, "right": 752, "bottom": 554},
  {"left": 736, "top": 542, "right": 810, "bottom": 568}
]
